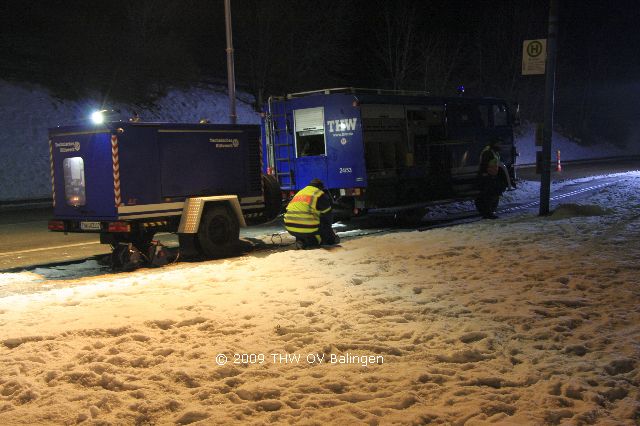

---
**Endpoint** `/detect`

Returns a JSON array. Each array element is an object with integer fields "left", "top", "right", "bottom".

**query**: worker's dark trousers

[
  {"left": 289, "top": 213, "right": 337, "bottom": 247},
  {"left": 475, "top": 176, "right": 501, "bottom": 216},
  {"left": 319, "top": 214, "right": 338, "bottom": 244},
  {"left": 289, "top": 232, "right": 321, "bottom": 248}
]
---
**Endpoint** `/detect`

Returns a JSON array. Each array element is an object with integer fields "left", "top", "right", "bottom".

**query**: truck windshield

[{"left": 63, "top": 157, "right": 86, "bottom": 206}]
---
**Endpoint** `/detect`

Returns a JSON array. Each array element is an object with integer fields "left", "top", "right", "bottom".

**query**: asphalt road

[
  {"left": 0, "top": 211, "right": 109, "bottom": 270},
  {"left": 0, "top": 207, "right": 291, "bottom": 270},
  {"left": 1, "top": 158, "right": 639, "bottom": 271}
]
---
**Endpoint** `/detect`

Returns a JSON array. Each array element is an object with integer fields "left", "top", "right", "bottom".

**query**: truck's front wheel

[
  {"left": 196, "top": 205, "right": 240, "bottom": 258},
  {"left": 262, "top": 174, "right": 282, "bottom": 221}
]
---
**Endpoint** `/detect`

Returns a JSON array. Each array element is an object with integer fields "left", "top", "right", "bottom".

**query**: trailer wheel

[
  {"left": 131, "top": 230, "right": 155, "bottom": 257},
  {"left": 196, "top": 205, "right": 240, "bottom": 258}
]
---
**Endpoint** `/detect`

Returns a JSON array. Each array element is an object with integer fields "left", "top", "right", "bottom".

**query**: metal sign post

[
  {"left": 540, "top": 0, "right": 558, "bottom": 215},
  {"left": 224, "top": 0, "right": 237, "bottom": 125}
]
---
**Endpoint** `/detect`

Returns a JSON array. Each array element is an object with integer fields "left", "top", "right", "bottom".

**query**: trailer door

[
  {"left": 50, "top": 130, "right": 117, "bottom": 220},
  {"left": 293, "top": 107, "right": 328, "bottom": 186}
]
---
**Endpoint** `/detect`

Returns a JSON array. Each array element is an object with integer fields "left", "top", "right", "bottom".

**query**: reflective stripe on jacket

[{"left": 284, "top": 185, "right": 331, "bottom": 234}]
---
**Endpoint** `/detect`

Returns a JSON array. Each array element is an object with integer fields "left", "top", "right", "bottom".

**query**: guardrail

[{"left": 0, "top": 198, "right": 52, "bottom": 211}]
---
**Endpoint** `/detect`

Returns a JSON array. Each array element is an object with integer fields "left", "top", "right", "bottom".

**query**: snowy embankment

[
  {"left": 0, "top": 80, "right": 260, "bottom": 202},
  {"left": 0, "top": 172, "right": 639, "bottom": 424},
  {"left": 514, "top": 122, "right": 640, "bottom": 165}
]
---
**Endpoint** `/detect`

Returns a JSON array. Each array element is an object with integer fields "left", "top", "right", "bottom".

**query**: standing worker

[
  {"left": 475, "top": 138, "right": 507, "bottom": 219},
  {"left": 284, "top": 178, "right": 340, "bottom": 249}
]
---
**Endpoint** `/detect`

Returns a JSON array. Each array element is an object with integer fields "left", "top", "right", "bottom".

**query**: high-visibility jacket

[
  {"left": 479, "top": 145, "right": 500, "bottom": 176},
  {"left": 284, "top": 185, "right": 331, "bottom": 234}
]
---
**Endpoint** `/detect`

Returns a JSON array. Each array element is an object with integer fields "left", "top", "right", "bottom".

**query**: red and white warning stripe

[
  {"left": 48, "top": 139, "right": 55, "bottom": 207},
  {"left": 258, "top": 132, "right": 265, "bottom": 193},
  {"left": 111, "top": 134, "right": 122, "bottom": 207},
  {"left": 258, "top": 131, "right": 263, "bottom": 171}
]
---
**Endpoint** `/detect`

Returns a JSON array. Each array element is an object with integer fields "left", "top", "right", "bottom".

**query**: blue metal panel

[
  {"left": 116, "top": 124, "right": 163, "bottom": 206},
  {"left": 157, "top": 127, "right": 249, "bottom": 197},
  {"left": 293, "top": 156, "right": 328, "bottom": 188},
  {"left": 264, "top": 94, "right": 367, "bottom": 192},
  {"left": 323, "top": 95, "right": 367, "bottom": 190},
  {"left": 260, "top": 119, "right": 270, "bottom": 174},
  {"left": 50, "top": 129, "right": 118, "bottom": 220}
]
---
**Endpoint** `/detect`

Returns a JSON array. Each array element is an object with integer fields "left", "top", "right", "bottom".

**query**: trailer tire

[
  {"left": 131, "top": 230, "right": 155, "bottom": 257},
  {"left": 196, "top": 205, "right": 240, "bottom": 258},
  {"left": 178, "top": 234, "right": 199, "bottom": 258}
]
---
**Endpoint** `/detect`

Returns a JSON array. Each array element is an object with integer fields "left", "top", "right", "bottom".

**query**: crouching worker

[
  {"left": 475, "top": 138, "right": 509, "bottom": 219},
  {"left": 284, "top": 178, "right": 340, "bottom": 249}
]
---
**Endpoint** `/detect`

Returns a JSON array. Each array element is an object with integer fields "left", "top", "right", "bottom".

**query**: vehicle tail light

[
  {"left": 48, "top": 220, "right": 65, "bottom": 231},
  {"left": 107, "top": 221, "right": 131, "bottom": 232}
]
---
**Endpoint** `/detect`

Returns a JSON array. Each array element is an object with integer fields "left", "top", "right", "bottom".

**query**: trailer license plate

[{"left": 80, "top": 221, "right": 101, "bottom": 231}]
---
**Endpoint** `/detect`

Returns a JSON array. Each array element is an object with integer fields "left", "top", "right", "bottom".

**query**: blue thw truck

[
  {"left": 262, "top": 88, "right": 517, "bottom": 217},
  {"left": 48, "top": 120, "right": 281, "bottom": 264}
]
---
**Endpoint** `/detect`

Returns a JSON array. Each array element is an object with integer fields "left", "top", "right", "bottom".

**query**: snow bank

[
  {"left": 549, "top": 203, "right": 613, "bottom": 219},
  {"left": 0, "top": 173, "right": 639, "bottom": 424},
  {"left": 0, "top": 80, "right": 260, "bottom": 201},
  {"left": 514, "top": 122, "right": 640, "bottom": 164}
]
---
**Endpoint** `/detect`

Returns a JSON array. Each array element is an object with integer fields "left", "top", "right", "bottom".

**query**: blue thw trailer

[
  {"left": 261, "top": 87, "right": 517, "bottom": 217},
  {"left": 48, "top": 121, "right": 281, "bottom": 263}
]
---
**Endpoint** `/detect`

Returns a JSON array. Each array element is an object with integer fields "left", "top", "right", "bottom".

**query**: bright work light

[{"left": 90, "top": 110, "right": 106, "bottom": 124}]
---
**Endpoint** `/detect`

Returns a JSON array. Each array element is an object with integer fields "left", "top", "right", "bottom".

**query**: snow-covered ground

[
  {"left": 2, "top": 78, "right": 639, "bottom": 201},
  {"left": 0, "top": 171, "right": 639, "bottom": 424}
]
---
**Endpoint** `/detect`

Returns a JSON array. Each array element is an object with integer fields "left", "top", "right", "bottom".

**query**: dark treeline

[{"left": 1, "top": 0, "right": 638, "bottom": 146}]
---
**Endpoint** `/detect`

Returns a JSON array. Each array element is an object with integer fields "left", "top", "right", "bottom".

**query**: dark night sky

[{"left": 1, "top": 0, "right": 638, "bottom": 145}]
